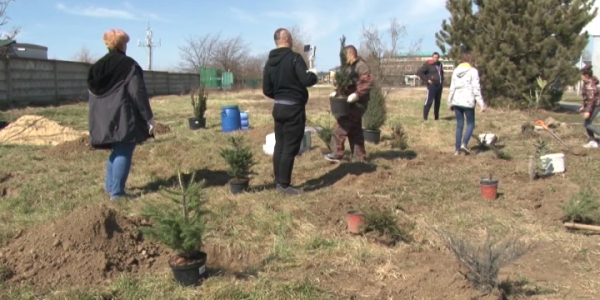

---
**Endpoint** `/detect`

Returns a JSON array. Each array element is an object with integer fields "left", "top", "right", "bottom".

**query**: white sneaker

[{"left": 584, "top": 141, "right": 599, "bottom": 148}]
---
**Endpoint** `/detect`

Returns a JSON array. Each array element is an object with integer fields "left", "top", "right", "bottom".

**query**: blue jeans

[
  {"left": 105, "top": 143, "right": 136, "bottom": 199},
  {"left": 454, "top": 106, "right": 475, "bottom": 152},
  {"left": 584, "top": 107, "right": 600, "bottom": 141}
]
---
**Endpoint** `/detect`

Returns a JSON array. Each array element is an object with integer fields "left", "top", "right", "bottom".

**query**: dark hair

[
  {"left": 344, "top": 45, "right": 358, "bottom": 56},
  {"left": 460, "top": 52, "right": 474, "bottom": 64},
  {"left": 582, "top": 65, "right": 593, "bottom": 77},
  {"left": 273, "top": 28, "right": 289, "bottom": 41},
  {"left": 432, "top": 52, "right": 440, "bottom": 57}
]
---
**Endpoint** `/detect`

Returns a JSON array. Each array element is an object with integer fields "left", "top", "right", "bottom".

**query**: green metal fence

[{"left": 199, "top": 67, "right": 234, "bottom": 90}]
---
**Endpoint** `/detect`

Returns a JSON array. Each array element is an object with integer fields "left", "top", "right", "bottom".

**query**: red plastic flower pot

[
  {"left": 480, "top": 178, "right": 499, "bottom": 200},
  {"left": 347, "top": 211, "right": 364, "bottom": 234}
]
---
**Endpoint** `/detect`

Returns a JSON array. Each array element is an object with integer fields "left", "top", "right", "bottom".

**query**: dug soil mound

[
  {"left": 46, "top": 134, "right": 96, "bottom": 156},
  {"left": 47, "top": 123, "right": 171, "bottom": 156},
  {"left": 0, "top": 115, "right": 86, "bottom": 146},
  {"left": 153, "top": 122, "right": 171, "bottom": 135},
  {"left": 0, "top": 205, "right": 170, "bottom": 290}
]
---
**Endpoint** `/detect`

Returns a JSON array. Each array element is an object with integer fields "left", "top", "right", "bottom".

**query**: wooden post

[{"left": 564, "top": 222, "right": 600, "bottom": 232}]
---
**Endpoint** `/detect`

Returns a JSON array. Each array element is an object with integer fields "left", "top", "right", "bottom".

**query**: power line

[{"left": 137, "top": 22, "right": 161, "bottom": 70}]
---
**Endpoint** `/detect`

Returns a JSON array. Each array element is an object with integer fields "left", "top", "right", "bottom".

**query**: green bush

[
  {"left": 362, "top": 84, "right": 387, "bottom": 130},
  {"left": 562, "top": 187, "right": 600, "bottom": 224},
  {"left": 219, "top": 134, "right": 256, "bottom": 180},
  {"left": 191, "top": 85, "right": 207, "bottom": 119},
  {"left": 334, "top": 35, "right": 352, "bottom": 97},
  {"left": 139, "top": 170, "right": 209, "bottom": 259},
  {"left": 390, "top": 121, "right": 409, "bottom": 150},
  {"left": 363, "top": 208, "right": 413, "bottom": 244}
]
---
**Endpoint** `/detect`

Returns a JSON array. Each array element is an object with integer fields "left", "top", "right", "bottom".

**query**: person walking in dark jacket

[
  {"left": 417, "top": 52, "right": 444, "bottom": 120},
  {"left": 263, "top": 28, "right": 318, "bottom": 195},
  {"left": 88, "top": 29, "right": 155, "bottom": 200}
]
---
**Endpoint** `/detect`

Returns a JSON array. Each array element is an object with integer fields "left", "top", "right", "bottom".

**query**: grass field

[{"left": 0, "top": 87, "right": 599, "bottom": 299}]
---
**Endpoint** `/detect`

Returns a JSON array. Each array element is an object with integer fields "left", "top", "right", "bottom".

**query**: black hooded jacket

[
  {"left": 87, "top": 50, "right": 154, "bottom": 148},
  {"left": 262, "top": 47, "right": 318, "bottom": 105}
]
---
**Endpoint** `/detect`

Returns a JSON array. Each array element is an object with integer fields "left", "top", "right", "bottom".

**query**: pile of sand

[
  {"left": 0, "top": 205, "right": 169, "bottom": 289},
  {"left": 0, "top": 115, "right": 86, "bottom": 146}
]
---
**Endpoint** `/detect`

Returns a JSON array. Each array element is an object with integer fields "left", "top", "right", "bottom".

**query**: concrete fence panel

[{"left": 0, "top": 57, "right": 200, "bottom": 108}]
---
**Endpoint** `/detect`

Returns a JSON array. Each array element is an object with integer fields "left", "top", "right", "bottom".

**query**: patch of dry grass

[{"left": 0, "top": 87, "right": 599, "bottom": 299}]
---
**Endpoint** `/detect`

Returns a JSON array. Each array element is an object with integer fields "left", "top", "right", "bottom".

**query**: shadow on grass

[
  {"left": 133, "top": 169, "right": 229, "bottom": 193},
  {"left": 301, "top": 162, "right": 377, "bottom": 192},
  {"left": 206, "top": 266, "right": 257, "bottom": 281},
  {"left": 370, "top": 150, "right": 417, "bottom": 160},
  {"left": 498, "top": 278, "right": 556, "bottom": 300},
  {"left": 249, "top": 183, "right": 276, "bottom": 193}
]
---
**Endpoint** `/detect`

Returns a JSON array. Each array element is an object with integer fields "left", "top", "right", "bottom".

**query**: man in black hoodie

[
  {"left": 417, "top": 52, "right": 444, "bottom": 120},
  {"left": 263, "top": 28, "right": 318, "bottom": 195}
]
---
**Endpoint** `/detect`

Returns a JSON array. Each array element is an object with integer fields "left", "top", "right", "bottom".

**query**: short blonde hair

[{"left": 103, "top": 29, "right": 130, "bottom": 50}]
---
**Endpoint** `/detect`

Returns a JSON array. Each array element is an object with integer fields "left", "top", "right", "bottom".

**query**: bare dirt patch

[
  {"left": 0, "top": 205, "right": 170, "bottom": 290},
  {"left": 0, "top": 115, "right": 86, "bottom": 146},
  {"left": 46, "top": 134, "right": 95, "bottom": 156},
  {"left": 153, "top": 122, "right": 171, "bottom": 135}
]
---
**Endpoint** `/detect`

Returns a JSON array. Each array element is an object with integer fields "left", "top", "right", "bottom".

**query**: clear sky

[
  {"left": 5, "top": 1, "right": 599, "bottom": 72},
  {"left": 5, "top": 0, "right": 450, "bottom": 72}
]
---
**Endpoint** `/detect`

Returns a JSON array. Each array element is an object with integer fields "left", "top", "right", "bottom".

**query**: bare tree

[
  {"left": 72, "top": 46, "right": 96, "bottom": 64},
  {"left": 0, "top": 0, "right": 19, "bottom": 58},
  {"left": 211, "top": 35, "right": 250, "bottom": 77},
  {"left": 239, "top": 53, "right": 267, "bottom": 79},
  {"left": 360, "top": 18, "right": 422, "bottom": 93},
  {"left": 289, "top": 25, "right": 310, "bottom": 65},
  {"left": 177, "top": 33, "right": 222, "bottom": 72}
]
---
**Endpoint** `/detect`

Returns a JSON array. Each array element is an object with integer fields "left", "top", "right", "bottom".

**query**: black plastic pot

[
  {"left": 230, "top": 178, "right": 249, "bottom": 194},
  {"left": 330, "top": 96, "right": 351, "bottom": 119},
  {"left": 169, "top": 251, "right": 208, "bottom": 286},
  {"left": 188, "top": 117, "right": 206, "bottom": 130},
  {"left": 363, "top": 129, "right": 381, "bottom": 144}
]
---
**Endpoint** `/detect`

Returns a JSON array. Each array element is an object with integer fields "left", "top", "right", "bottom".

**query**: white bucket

[
  {"left": 540, "top": 153, "right": 565, "bottom": 174},
  {"left": 262, "top": 129, "right": 311, "bottom": 156},
  {"left": 478, "top": 133, "right": 498, "bottom": 145}
]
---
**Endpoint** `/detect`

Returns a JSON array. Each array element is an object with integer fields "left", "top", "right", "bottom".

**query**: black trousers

[
  {"left": 423, "top": 84, "right": 443, "bottom": 120},
  {"left": 272, "top": 104, "right": 306, "bottom": 187}
]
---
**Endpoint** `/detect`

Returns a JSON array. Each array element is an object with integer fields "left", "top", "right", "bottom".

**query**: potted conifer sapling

[
  {"left": 362, "top": 83, "right": 387, "bottom": 144},
  {"left": 139, "top": 170, "right": 210, "bottom": 286},
  {"left": 189, "top": 85, "right": 208, "bottom": 130},
  {"left": 329, "top": 35, "right": 353, "bottom": 119},
  {"left": 219, "top": 134, "right": 256, "bottom": 194}
]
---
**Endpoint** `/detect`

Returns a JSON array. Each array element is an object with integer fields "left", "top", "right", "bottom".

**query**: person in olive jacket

[{"left": 87, "top": 29, "right": 155, "bottom": 200}]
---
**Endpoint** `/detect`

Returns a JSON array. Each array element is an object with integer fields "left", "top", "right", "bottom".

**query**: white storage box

[
  {"left": 540, "top": 153, "right": 565, "bottom": 174},
  {"left": 263, "top": 129, "right": 311, "bottom": 156}
]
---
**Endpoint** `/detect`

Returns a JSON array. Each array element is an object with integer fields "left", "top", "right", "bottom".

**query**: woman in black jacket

[{"left": 87, "top": 29, "right": 155, "bottom": 200}]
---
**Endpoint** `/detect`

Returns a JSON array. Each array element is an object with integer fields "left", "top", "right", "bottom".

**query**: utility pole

[{"left": 137, "top": 22, "right": 161, "bottom": 70}]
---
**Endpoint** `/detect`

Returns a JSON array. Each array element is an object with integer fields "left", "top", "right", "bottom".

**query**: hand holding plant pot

[
  {"left": 219, "top": 134, "right": 256, "bottom": 194},
  {"left": 330, "top": 35, "right": 353, "bottom": 119},
  {"left": 189, "top": 85, "right": 208, "bottom": 130},
  {"left": 139, "top": 170, "right": 210, "bottom": 286}
]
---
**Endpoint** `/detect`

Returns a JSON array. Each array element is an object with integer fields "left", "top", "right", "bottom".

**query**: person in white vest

[{"left": 447, "top": 52, "right": 486, "bottom": 155}]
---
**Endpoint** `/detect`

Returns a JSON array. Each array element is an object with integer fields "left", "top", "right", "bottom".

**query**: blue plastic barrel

[
  {"left": 240, "top": 111, "right": 250, "bottom": 130},
  {"left": 221, "top": 105, "right": 241, "bottom": 132}
]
